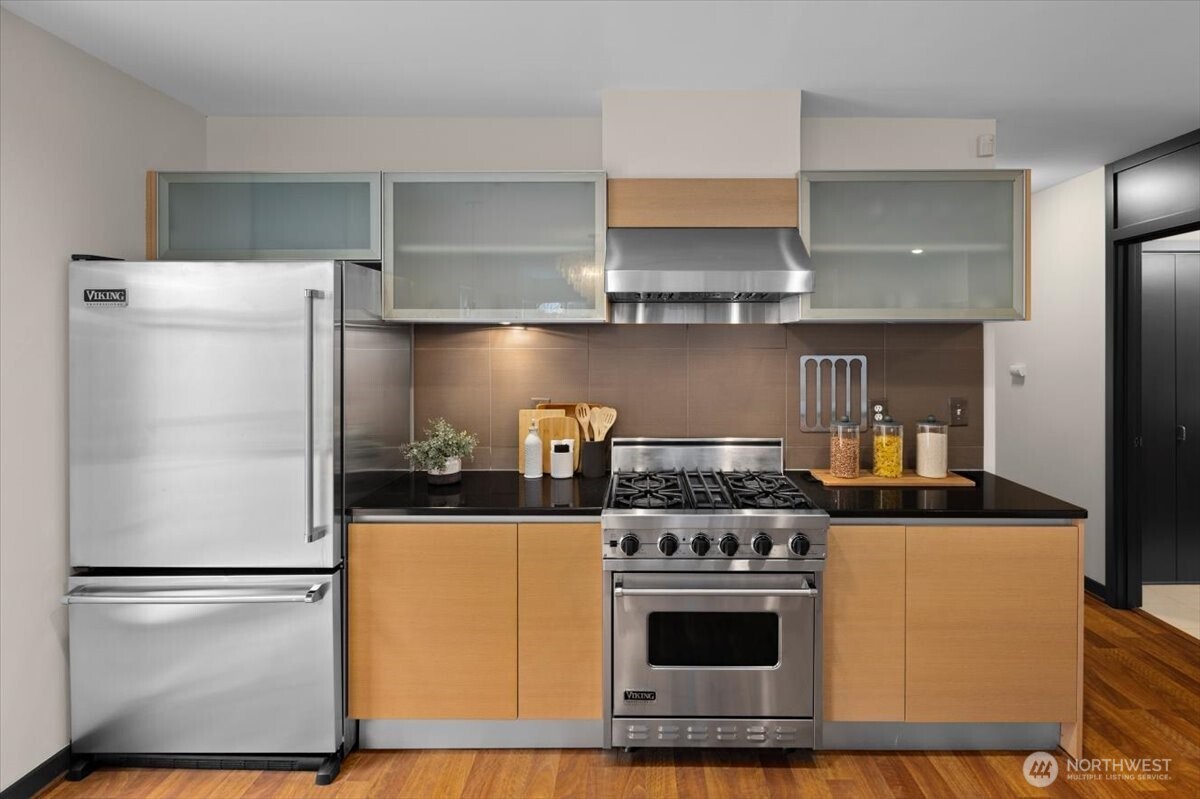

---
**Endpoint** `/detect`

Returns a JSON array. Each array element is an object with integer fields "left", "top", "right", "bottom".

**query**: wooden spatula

[
  {"left": 590, "top": 406, "right": 617, "bottom": 442},
  {"left": 575, "top": 403, "right": 592, "bottom": 442}
]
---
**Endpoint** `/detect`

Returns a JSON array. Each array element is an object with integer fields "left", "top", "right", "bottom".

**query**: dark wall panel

[{"left": 1115, "top": 144, "right": 1200, "bottom": 230}]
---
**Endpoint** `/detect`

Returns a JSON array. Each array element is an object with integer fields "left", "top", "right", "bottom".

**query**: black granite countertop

[
  {"left": 788, "top": 470, "right": 1087, "bottom": 519},
  {"left": 349, "top": 470, "right": 608, "bottom": 517},
  {"left": 349, "top": 469, "right": 1085, "bottom": 520}
]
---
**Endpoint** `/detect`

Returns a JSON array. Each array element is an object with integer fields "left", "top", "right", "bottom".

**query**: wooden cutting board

[
  {"left": 517, "top": 409, "right": 565, "bottom": 472},
  {"left": 538, "top": 416, "right": 582, "bottom": 473},
  {"left": 536, "top": 402, "right": 587, "bottom": 414},
  {"left": 810, "top": 469, "right": 975, "bottom": 488}
]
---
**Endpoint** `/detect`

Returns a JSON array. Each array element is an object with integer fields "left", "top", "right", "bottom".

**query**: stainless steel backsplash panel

[{"left": 799, "top": 355, "right": 868, "bottom": 432}]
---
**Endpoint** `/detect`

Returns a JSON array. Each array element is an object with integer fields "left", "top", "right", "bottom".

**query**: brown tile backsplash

[
  {"left": 687, "top": 349, "right": 787, "bottom": 437},
  {"left": 410, "top": 323, "right": 985, "bottom": 469}
]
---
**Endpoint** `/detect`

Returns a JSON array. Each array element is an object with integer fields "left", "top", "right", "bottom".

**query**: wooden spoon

[
  {"left": 575, "top": 403, "right": 592, "bottom": 442},
  {"left": 590, "top": 406, "right": 617, "bottom": 442}
]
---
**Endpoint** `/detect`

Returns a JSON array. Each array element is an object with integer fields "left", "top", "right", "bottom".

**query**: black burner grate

[
  {"left": 610, "top": 470, "right": 686, "bottom": 510},
  {"left": 722, "top": 471, "right": 814, "bottom": 510},
  {"left": 683, "top": 469, "right": 734, "bottom": 509}
]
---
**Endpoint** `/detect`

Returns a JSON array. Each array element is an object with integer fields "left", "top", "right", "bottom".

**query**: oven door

[{"left": 611, "top": 572, "right": 816, "bottom": 718}]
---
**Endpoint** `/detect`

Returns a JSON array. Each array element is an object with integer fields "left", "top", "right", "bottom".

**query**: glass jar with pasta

[{"left": 872, "top": 416, "right": 904, "bottom": 478}]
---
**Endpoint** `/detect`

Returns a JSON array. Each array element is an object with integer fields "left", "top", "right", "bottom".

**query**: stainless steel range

[{"left": 602, "top": 438, "right": 829, "bottom": 750}]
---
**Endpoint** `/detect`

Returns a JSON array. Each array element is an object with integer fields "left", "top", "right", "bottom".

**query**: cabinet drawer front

[
  {"left": 905, "top": 525, "right": 1078, "bottom": 722},
  {"left": 349, "top": 523, "right": 517, "bottom": 719},
  {"left": 518, "top": 523, "right": 601, "bottom": 719}
]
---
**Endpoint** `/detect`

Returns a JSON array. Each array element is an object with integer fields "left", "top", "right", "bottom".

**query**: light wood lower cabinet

[
  {"left": 905, "top": 525, "right": 1079, "bottom": 723},
  {"left": 823, "top": 525, "right": 905, "bottom": 721},
  {"left": 348, "top": 523, "right": 518, "bottom": 719},
  {"left": 517, "top": 523, "right": 601, "bottom": 718},
  {"left": 349, "top": 521, "right": 601, "bottom": 721}
]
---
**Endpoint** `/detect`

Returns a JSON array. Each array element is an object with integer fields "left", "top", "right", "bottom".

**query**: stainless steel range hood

[{"left": 604, "top": 227, "right": 813, "bottom": 324}]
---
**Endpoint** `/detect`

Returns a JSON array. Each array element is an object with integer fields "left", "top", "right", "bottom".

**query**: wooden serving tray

[{"left": 810, "top": 469, "right": 975, "bottom": 488}]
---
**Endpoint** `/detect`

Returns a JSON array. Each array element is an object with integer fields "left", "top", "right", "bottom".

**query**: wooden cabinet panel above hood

[{"left": 607, "top": 178, "right": 798, "bottom": 228}]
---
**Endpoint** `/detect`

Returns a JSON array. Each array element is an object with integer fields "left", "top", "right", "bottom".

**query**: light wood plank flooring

[{"left": 35, "top": 595, "right": 1200, "bottom": 798}]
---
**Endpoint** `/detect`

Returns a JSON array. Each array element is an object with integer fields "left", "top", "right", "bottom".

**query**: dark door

[
  {"left": 1140, "top": 250, "right": 1200, "bottom": 583},
  {"left": 1176, "top": 254, "right": 1200, "bottom": 581}
]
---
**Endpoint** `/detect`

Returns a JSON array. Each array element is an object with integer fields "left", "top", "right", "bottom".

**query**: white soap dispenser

[{"left": 523, "top": 421, "right": 543, "bottom": 478}]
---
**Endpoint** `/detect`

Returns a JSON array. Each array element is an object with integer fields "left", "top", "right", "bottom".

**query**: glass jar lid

[
  {"left": 916, "top": 414, "right": 948, "bottom": 431},
  {"left": 831, "top": 415, "right": 859, "bottom": 430},
  {"left": 873, "top": 415, "right": 903, "bottom": 434}
]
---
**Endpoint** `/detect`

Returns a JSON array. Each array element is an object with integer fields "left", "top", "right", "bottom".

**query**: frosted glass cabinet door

[
  {"left": 383, "top": 173, "right": 606, "bottom": 322},
  {"left": 800, "top": 171, "right": 1028, "bottom": 320},
  {"left": 157, "top": 173, "right": 381, "bottom": 260}
]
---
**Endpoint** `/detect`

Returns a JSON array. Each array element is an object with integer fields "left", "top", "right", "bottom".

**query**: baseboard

[
  {"left": 1084, "top": 576, "right": 1107, "bottom": 601},
  {"left": 0, "top": 745, "right": 70, "bottom": 799}
]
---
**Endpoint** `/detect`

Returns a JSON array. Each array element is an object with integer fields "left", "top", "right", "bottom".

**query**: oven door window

[{"left": 647, "top": 612, "right": 780, "bottom": 667}]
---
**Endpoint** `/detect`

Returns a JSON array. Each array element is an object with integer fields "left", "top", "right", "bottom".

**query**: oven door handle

[{"left": 613, "top": 587, "right": 818, "bottom": 598}]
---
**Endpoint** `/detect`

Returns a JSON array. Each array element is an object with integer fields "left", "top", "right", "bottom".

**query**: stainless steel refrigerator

[{"left": 63, "top": 259, "right": 410, "bottom": 784}]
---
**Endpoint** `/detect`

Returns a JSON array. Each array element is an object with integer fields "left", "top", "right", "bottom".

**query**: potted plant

[{"left": 402, "top": 418, "right": 479, "bottom": 484}]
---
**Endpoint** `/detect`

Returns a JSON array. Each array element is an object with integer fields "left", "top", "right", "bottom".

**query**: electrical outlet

[
  {"left": 949, "top": 397, "right": 969, "bottom": 426},
  {"left": 870, "top": 398, "right": 888, "bottom": 423}
]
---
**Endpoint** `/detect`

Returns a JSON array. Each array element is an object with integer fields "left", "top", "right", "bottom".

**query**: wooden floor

[{"left": 36, "top": 595, "right": 1200, "bottom": 799}]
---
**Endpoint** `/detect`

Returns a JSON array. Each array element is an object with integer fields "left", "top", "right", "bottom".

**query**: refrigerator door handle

[
  {"left": 62, "top": 582, "right": 330, "bottom": 605},
  {"left": 305, "top": 288, "right": 327, "bottom": 544}
]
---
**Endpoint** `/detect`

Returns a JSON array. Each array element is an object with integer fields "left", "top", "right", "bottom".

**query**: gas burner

[
  {"left": 684, "top": 469, "right": 734, "bottom": 509},
  {"left": 610, "top": 470, "right": 686, "bottom": 510},
  {"left": 723, "top": 471, "right": 814, "bottom": 510}
]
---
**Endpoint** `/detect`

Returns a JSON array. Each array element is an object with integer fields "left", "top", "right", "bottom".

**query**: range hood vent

[{"left": 604, "top": 228, "right": 813, "bottom": 323}]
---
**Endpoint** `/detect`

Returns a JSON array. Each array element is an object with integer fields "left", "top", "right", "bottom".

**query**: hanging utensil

[
  {"left": 591, "top": 406, "right": 618, "bottom": 442},
  {"left": 575, "top": 403, "right": 592, "bottom": 442}
]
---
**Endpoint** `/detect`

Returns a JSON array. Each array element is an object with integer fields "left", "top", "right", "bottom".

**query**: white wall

[
  {"left": 206, "top": 117, "right": 601, "bottom": 171},
  {"left": 0, "top": 9, "right": 205, "bottom": 790},
  {"left": 988, "top": 168, "right": 1106, "bottom": 582},
  {"left": 801, "top": 117, "right": 996, "bottom": 170},
  {"left": 602, "top": 90, "right": 802, "bottom": 176}
]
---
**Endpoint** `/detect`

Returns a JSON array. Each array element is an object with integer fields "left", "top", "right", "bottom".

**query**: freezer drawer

[{"left": 65, "top": 573, "right": 342, "bottom": 755}]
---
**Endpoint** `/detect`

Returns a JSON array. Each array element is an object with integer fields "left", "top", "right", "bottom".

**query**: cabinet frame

[
  {"left": 799, "top": 169, "right": 1029, "bottom": 321},
  {"left": 382, "top": 171, "right": 607, "bottom": 323},
  {"left": 155, "top": 171, "right": 383, "bottom": 261}
]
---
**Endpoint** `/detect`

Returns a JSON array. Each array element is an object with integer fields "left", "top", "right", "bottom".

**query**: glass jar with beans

[{"left": 829, "top": 416, "right": 861, "bottom": 479}]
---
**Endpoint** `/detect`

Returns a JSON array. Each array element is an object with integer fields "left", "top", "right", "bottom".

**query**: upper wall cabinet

[
  {"left": 152, "top": 172, "right": 382, "bottom": 260},
  {"left": 799, "top": 170, "right": 1029, "bottom": 320},
  {"left": 383, "top": 172, "right": 606, "bottom": 322}
]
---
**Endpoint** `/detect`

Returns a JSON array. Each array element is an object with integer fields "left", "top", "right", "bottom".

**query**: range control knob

[
  {"left": 719, "top": 534, "right": 740, "bottom": 557},
  {"left": 658, "top": 534, "right": 679, "bottom": 556},
  {"left": 690, "top": 534, "right": 711, "bottom": 556},
  {"left": 619, "top": 535, "right": 640, "bottom": 556},
  {"left": 789, "top": 534, "right": 811, "bottom": 556},
  {"left": 752, "top": 534, "right": 774, "bottom": 557}
]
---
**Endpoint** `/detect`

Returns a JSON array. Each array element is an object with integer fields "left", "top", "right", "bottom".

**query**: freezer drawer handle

[
  {"left": 305, "top": 288, "right": 328, "bottom": 544},
  {"left": 62, "top": 582, "right": 329, "bottom": 605},
  {"left": 613, "top": 587, "right": 818, "bottom": 598}
]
